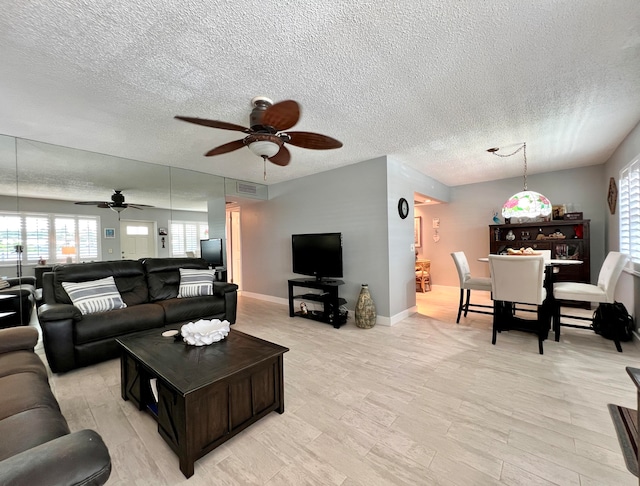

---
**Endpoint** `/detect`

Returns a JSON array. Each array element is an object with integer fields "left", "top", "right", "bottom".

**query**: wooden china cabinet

[{"left": 488, "top": 219, "right": 591, "bottom": 284}]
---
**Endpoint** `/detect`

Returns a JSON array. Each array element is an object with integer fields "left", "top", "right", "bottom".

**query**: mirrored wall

[{"left": 0, "top": 134, "right": 244, "bottom": 278}]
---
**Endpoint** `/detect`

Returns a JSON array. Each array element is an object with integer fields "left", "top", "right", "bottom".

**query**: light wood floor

[{"left": 37, "top": 286, "right": 640, "bottom": 485}]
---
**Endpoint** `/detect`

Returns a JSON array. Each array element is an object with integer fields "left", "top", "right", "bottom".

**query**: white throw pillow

[
  {"left": 62, "top": 276, "right": 127, "bottom": 315},
  {"left": 178, "top": 268, "right": 215, "bottom": 298}
]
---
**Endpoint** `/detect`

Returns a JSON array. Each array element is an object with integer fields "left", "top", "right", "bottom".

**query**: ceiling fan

[
  {"left": 175, "top": 97, "right": 343, "bottom": 169},
  {"left": 74, "top": 190, "right": 153, "bottom": 213}
]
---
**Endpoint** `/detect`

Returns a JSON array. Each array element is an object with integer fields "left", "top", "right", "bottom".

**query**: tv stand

[{"left": 288, "top": 278, "right": 347, "bottom": 329}]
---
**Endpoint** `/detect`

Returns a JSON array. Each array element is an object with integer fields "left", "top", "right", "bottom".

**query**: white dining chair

[
  {"left": 451, "top": 251, "right": 492, "bottom": 323},
  {"left": 552, "top": 251, "right": 628, "bottom": 345},
  {"left": 489, "top": 254, "right": 550, "bottom": 354}
]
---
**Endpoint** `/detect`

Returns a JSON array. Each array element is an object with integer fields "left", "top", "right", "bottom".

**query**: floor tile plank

[{"left": 35, "top": 285, "right": 638, "bottom": 485}]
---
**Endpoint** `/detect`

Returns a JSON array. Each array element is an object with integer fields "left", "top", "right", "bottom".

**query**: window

[
  {"left": 0, "top": 215, "right": 21, "bottom": 263},
  {"left": 0, "top": 212, "right": 100, "bottom": 265},
  {"left": 126, "top": 226, "right": 149, "bottom": 236},
  {"left": 25, "top": 216, "right": 50, "bottom": 262},
  {"left": 170, "top": 220, "right": 208, "bottom": 257},
  {"left": 619, "top": 157, "right": 640, "bottom": 264}
]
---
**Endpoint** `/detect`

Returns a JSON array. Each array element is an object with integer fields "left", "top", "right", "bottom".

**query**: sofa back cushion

[
  {"left": 53, "top": 260, "right": 148, "bottom": 307},
  {"left": 143, "top": 258, "right": 209, "bottom": 301}
]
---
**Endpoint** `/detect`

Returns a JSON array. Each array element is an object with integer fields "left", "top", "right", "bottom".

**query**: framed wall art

[
  {"left": 608, "top": 177, "right": 617, "bottom": 215},
  {"left": 414, "top": 216, "right": 422, "bottom": 248}
]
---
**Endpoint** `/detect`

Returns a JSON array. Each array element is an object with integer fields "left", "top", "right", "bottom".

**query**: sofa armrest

[
  {"left": 37, "top": 303, "right": 82, "bottom": 323},
  {"left": 0, "top": 326, "right": 39, "bottom": 354},
  {"left": 213, "top": 282, "right": 239, "bottom": 297},
  {"left": 0, "top": 429, "right": 111, "bottom": 486},
  {"left": 38, "top": 304, "right": 81, "bottom": 373},
  {"left": 3, "top": 276, "right": 36, "bottom": 288}
]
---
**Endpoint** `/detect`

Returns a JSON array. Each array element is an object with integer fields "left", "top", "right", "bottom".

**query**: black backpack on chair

[{"left": 592, "top": 302, "right": 634, "bottom": 351}]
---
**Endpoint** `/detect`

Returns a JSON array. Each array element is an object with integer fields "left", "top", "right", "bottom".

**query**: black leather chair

[{"left": 0, "top": 277, "right": 36, "bottom": 328}]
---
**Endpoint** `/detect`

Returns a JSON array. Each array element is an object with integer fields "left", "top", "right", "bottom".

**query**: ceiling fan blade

[
  {"left": 74, "top": 201, "right": 109, "bottom": 206},
  {"left": 127, "top": 204, "right": 154, "bottom": 209},
  {"left": 204, "top": 139, "right": 246, "bottom": 157},
  {"left": 175, "top": 116, "right": 249, "bottom": 133},
  {"left": 262, "top": 100, "right": 300, "bottom": 131},
  {"left": 97, "top": 203, "right": 111, "bottom": 208},
  {"left": 269, "top": 145, "right": 291, "bottom": 166},
  {"left": 286, "top": 131, "right": 343, "bottom": 150}
]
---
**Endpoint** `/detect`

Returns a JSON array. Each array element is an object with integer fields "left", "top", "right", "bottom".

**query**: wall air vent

[{"left": 237, "top": 182, "right": 258, "bottom": 195}]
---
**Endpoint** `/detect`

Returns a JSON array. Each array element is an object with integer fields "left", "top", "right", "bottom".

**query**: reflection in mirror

[
  {"left": 13, "top": 138, "right": 174, "bottom": 270},
  {"left": 0, "top": 135, "right": 19, "bottom": 274},
  {"left": 1, "top": 135, "right": 238, "bottom": 291},
  {"left": 169, "top": 166, "right": 226, "bottom": 265},
  {"left": 0, "top": 135, "right": 30, "bottom": 329}
]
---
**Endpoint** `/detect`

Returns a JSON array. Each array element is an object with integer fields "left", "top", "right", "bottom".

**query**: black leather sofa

[
  {"left": 38, "top": 258, "right": 238, "bottom": 373},
  {"left": 0, "top": 326, "right": 111, "bottom": 484},
  {"left": 0, "top": 277, "right": 36, "bottom": 329}
]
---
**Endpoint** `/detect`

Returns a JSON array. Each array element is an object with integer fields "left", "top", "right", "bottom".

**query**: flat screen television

[
  {"left": 291, "top": 232, "right": 343, "bottom": 281},
  {"left": 200, "top": 238, "right": 223, "bottom": 267}
]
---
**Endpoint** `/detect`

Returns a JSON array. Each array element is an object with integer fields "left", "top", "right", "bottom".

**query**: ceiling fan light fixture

[
  {"left": 248, "top": 140, "right": 280, "bottom": 158},
  {"left": 111, "top": 206, "right": 126, "bottom": 213}
]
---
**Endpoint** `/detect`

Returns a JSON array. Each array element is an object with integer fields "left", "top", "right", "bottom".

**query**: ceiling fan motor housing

[
  {"left": 112, "top": 190, "right": 125, "bottom": 206},
  {"left": 250, "top": 97, "right": 275, "bottom": 132}
]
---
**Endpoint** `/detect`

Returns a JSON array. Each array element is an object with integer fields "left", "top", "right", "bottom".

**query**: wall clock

[
  {"left": 608, "top": 177, "right": 617, "bottom": 215},
  {"left": 398, "top": 198, "right": 409, "bottom": 219}
]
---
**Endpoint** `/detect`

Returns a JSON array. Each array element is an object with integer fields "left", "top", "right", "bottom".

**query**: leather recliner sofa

[
  {"left": 0, "top": 326, "right": 111, "bottom": 484},
  {"left": 38, "top": 258, "right": 238, "bottom": 373}
]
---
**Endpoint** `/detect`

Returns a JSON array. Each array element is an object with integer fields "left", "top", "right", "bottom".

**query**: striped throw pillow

[
  {"left": 178, "top": 268, "right": 216, "bottom": 298},
  {"left": 62, "top": 276, "right": 127, "bottom": 315}
]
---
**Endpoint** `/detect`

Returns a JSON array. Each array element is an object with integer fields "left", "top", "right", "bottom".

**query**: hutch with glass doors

[{"left": 489, "top": 219, "right": 590, "bottom": 284}]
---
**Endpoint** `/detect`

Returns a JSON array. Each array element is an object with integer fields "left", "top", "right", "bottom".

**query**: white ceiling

[{"left": 1, "top": 1, "right": 639, "bottom": 188}]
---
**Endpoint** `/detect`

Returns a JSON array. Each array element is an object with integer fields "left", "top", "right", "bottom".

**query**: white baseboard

[{"left": 240, "top": 291, "right": 288, "bottom": 307}]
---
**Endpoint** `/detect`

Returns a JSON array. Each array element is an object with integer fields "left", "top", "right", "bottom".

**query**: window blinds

[{"left": 619, "top": 157, "right": 640, "bottom": 263}]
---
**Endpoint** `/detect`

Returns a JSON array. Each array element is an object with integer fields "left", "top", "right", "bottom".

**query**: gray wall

[
  {"left": 241, "top": 156, "right": 391, "bottom": 316},
  {"left": 417, "top": 165, "right": 606, "bottom": 287},
  {"left": 386, "top": 158, "right": 451, "bottom": 318},
  {"left": 603, "top": 120, "right": 640, "bottom": 320},
  {"left": 239, "top": 156, "right": 450, "bottom": 323}
]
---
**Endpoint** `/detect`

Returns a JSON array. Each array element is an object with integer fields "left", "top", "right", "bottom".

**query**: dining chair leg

[
  {"left": 553, "top": 303, "right": 561, "bottom": 342},
  {"left": 492, "top": 302, "right": 499, "bottom": 345},
  {"left": 463, "top": 289, "right": 471, "bottom": 317},
  {"left": 538, "top": 338, "right": 544, "bottom": 355},
  {"left": 456, "top": 289, "right": 464, "bottom": 324}
]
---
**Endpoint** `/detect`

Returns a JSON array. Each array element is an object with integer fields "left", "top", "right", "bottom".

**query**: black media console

[{"left": 288, "top": 278, "right": 347, "bottom": 328}]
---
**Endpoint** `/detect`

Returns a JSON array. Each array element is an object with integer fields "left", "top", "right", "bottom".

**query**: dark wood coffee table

[{"left": 117, "top": 328, "right": 289, "bottom": 478}]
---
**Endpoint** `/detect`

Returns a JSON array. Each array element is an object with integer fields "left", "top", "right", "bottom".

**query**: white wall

[{"left": 417, "top": 165, "right": 606, "bottom": 287}]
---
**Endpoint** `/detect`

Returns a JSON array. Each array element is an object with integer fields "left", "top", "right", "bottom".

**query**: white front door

[{"left": 120, "top": 220, "right": 156, "bottom": 260}]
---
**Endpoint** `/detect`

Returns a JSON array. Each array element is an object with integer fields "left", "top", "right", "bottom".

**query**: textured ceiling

[{"left": 1, "top": 1, "right": 639, "bottom": 190}]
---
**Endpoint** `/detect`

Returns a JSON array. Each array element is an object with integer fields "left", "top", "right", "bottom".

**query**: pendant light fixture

[{"left": 488, "top": 142, "right": 551, "bottom": 223}]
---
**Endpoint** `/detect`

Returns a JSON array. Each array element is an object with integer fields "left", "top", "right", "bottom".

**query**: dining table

[{"left": 479, "top": 255, "right": 583, "bottom": 340}]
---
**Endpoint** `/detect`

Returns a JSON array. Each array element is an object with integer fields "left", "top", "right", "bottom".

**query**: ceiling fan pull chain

[{"left": 263, "top": 156, "right": 267, "bottom": 181}]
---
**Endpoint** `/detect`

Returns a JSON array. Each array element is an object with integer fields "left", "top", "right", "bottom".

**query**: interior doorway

[
  {"left": 414, "top": 191, "right": 440, "bottom": 292},
  {"left": 119, "top": 220, "right": 156, "bottom": 260},
  {"left": 227, "top": 208, "right": 241, "bottom": 288}
]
